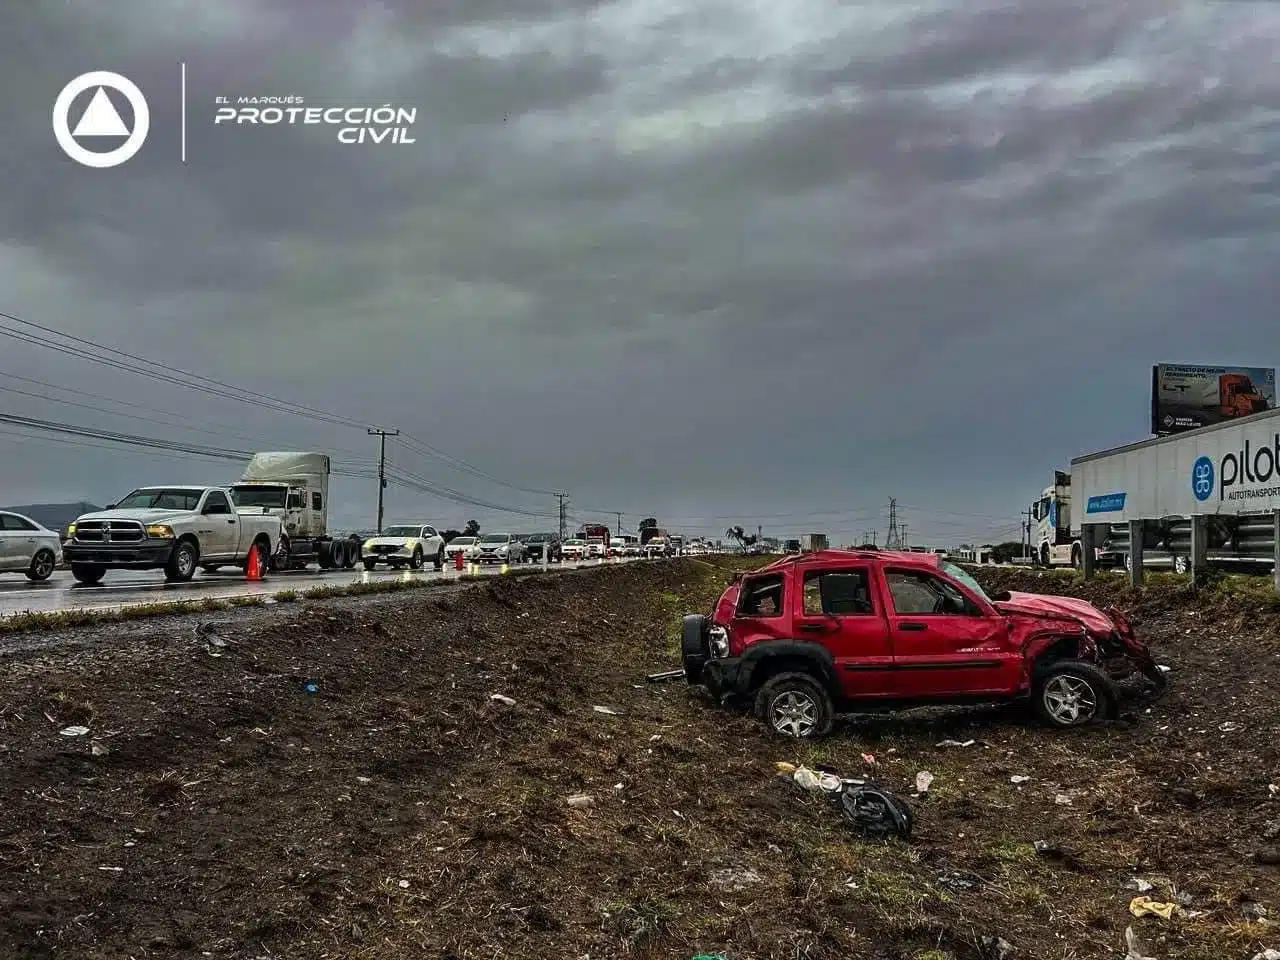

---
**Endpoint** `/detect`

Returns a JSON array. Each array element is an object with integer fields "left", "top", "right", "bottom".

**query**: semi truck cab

[{"left": 1033, "top": 472, "right": 1124, "bottom": 569}]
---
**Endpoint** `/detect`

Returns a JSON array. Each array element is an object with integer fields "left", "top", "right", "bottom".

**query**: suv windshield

[
  {"left": 229, "top": 486, "right": 288, "bottom": 509},
  {"left": 115, "top": 489, "right": 204, "bottom": 511},
  {"left": 381, "top": 526, "right": 420, "bottom": 537},
  {"left": 480, "top": 534, "right": 508, "bottom": 544},
  {"left": 942, "top": 561, "right": 990, "bottom": 603}
]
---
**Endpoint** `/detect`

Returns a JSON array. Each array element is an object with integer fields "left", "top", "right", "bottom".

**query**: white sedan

[{"left": 0, "top": 511, "right": 61, "bottom": 581}]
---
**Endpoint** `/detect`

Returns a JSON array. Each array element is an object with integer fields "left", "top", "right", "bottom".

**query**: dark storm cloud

[{"left": 0, "top": 0, "right": 1277, "bottom": 543}]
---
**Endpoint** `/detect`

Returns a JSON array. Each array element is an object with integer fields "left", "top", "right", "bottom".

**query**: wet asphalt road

[{"left": 0, "top": 557, "right": 631, "bottom": 617}]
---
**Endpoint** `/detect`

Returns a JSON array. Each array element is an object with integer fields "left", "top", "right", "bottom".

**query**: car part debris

[
  {"left": 566, "top": 794, "right": 593, "bottom": 809},
  {"left": 936, "top": 739, "right": 975, "bottom": 748},
  {"left": 646, "top": 669, "right": 684, "bottom": 682},
  {"left": 840, "top": 785, "right": 912, "bottom": 839},
  {"left": 1125, "top": 926, "right": 1157, "bottom": 960},
  {"left": 1010, "top": 775, "right": 1030, "bottom": 784},
  {"left": 1125, "top": 878, "right": 1155, "bottom": 893},
  {"left": 1129, "top": 896, "right": 1176, "bottom": 919},
  {"left": 58, "top": 725, "right": 90, "bottom": 737},
  {"left": 489, "top": 693, "right": 516, "bottom": 706},
  {"left": 978, "top": 935, "right": 1014, "bottom": 959},
  {"left": 592, "top": 705, "right": 618, "bottom": 715}
]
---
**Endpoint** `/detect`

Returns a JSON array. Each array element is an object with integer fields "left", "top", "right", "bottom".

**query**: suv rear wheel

[
  {"left": 755, "top": 672, "right": 834, "bottom": 739},
  {"left": 1032, "top": 661, "right": 1118, "bottom": 727}
]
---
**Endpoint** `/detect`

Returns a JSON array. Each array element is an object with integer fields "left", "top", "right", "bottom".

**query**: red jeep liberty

[{"left": 681, "top": 550, "right": 1165, "bottom": 739}]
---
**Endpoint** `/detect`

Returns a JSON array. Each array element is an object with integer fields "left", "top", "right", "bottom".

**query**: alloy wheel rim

[
  {"left": 771, "top": 690, "right": 818, "bottom": 737},
  {"left": 1043, "top": 675, "right": 1097, "bottom": 723}
]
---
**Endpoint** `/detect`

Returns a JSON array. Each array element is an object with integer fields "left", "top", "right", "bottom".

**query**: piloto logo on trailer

[
  {"left": 1191, "top": 456, "right": 1214, "bottom": 502},
  {"left": 1196, "top": 432, "right": 1280, "bottom": 502}
]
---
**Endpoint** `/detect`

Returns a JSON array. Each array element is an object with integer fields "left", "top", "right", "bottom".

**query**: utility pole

[
  {"left": 886, "top": 498, "right": 900, "bottom": 550},
  {"left": 556, "top": 494, "right": 568, "bottom": 541},
  {"left": 615, "top": 512, "right": 623, "bottom": 535},
  {"left": 901, "top": 523, "right": 909, "bottom": 550},
  {"left": 367, "top": 428, "right": 399, "bottom": 534}
]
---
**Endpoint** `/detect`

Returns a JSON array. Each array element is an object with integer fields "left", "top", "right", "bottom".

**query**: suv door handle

[
  {"left": 898, "top": 622, "right": 927, "bottom": 631},
  {"left": 797, "top": 622, "right": 831, "bottom": 633}
]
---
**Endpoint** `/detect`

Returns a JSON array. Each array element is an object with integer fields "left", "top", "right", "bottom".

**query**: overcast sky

[{"left": 1, "top": 0, "right": 1277, "bottom": 544}]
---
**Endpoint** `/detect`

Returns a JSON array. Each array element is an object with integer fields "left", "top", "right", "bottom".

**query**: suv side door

[
  {"left": 793, "top": 565, "right": 896, "bottom": 698},
  {"left": 420, "top": 526, "right": 440, "bottom": 555},
  {"left": 200, "top": 491, "right": 237, "bottom": 559},
  {"left": 877, "top": 565, "right": 1015, "bottom": 696}
]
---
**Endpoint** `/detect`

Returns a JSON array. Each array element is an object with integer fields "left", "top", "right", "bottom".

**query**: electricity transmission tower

[{"left": 886, "top": 498, "right": 901, "bottom": 550}]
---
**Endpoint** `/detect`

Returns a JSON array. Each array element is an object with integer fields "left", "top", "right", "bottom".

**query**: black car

[{"left": 523, "top": 532, "right": 562, "bottom": 562}]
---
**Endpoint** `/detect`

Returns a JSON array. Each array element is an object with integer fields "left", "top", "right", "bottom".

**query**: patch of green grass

[
  {"left": 915, "top": 950, "right": 952, "bottom": 960},
  {"left": 986, "top": 839, "right": 1037, "bottom": 864}
]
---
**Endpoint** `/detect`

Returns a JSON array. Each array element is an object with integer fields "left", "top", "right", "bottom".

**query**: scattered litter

[
  {"left": 58, "top": 726, "right": 90, "bottom": 737},
  {"left": 708, "top": 867, "right": 762, "bottom": 890},
  {"left": 646, "top": 669, "right": 684, "bottom": 682},
  {"left": 861, "top": 752, "right": 876, "bottom": 766},
  {"left": 90, "top": 741, "right": 109, "bottom": 757},
  {"left": 1010, "top": 775, "right": 1030, "bottom": 784},
  {"left": 1125, "top": 878, "right": 1155, "bottom": 893},
  {"left": 1242, "top": 901, "right": 1268, "bottom": 920},
  {"left": 936, "top": 739, "right": 975, "bottom": 748},
  {"left": 776, "top": 761, "right": 796, "bottom": 774},
  {"left": 97, "top": 866, "right": 123, "bottom": 872},
  {"left": 649, "top": 734, "right": 662, "bottom": 743},
  {"left": 1220, "top": 721, "right": 1242, "bottom": 733},
  {"left": 397, "top": 879, "right": 410, "bottom": 889},
  {"left": 938, "top": 870, "right": 981, "bottom": 891},
  {"left": 566, "top": 794, "right": 593, "bottom": 809},
  {"left": 978, "top": 934, "right": 1014, "bottom": 959},
  {"left": 1055, "top": 793, "right": 1073, "bottom": 806},
  {"left": 915, "top": 771, "right": 935, "bottom": 793},
  {"left": 1251, "top": 951, "right": 1280, "bottom": 960},
  {"left": 1129, "top": 896, "right": 1176, "bottom": 919},
  {"left": 302, "top": 682, "right": 318, "bottom": 694},
  {"left": 691, "top": 954, "right": 728, "bottom": 960},
  {"left": 489, "top": 694, "right": 516, "bottom": 706},
  {"left": 592, "top": 705, "right": 618, "bottom": 715},
  {"left": 356, "top": 776, "right": 371, "bottom": 784},
  {"left": 1125, "top": 926, "right": 1157, "bottom": 960}
]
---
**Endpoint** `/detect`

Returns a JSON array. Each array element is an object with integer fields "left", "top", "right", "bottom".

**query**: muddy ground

[{"left": 1, "top": 558, "right": 1277, "bottom": 959}]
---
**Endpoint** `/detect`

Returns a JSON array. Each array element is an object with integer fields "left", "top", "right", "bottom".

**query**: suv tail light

[{"left": 708, "top": 624, "right": 729, "bottom": 659}]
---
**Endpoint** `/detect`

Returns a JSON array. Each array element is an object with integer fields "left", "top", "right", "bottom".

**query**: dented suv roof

[{"left": 755, "top": 548, "right": 943, "bottom": 572}]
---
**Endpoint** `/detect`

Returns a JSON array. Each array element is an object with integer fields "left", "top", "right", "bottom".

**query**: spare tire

[{"left": 681, "top": 614, "right": 709, "bottom": 685}]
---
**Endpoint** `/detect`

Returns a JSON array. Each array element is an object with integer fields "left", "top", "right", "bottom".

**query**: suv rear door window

[
  {"left": 738, "top": 573, "right": 784, "bottom": 617},
  {"left": 884, "top": 569, "right": 979, "bottom": 615},
  {"left": 803, "top": 569, "right": 873, "bottom": 615}
]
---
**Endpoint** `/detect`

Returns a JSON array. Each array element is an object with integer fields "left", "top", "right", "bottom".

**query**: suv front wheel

[
  {"left": 755, "top": 672, "right": 834, "bottom": 739},
  {"left": 1032, "top": 661, "right": 1118, "bottom": 728}
]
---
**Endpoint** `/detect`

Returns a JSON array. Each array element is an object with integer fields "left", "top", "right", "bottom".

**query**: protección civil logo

[{"left": 52, "top": 71, "right": 150, "bottom": 168}]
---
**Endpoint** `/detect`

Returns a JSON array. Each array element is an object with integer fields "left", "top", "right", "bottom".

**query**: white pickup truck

[{"left": 63, "top": 486, "right": 282, "bottom": 584}]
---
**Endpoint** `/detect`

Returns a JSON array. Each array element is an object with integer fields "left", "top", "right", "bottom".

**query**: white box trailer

[{"left": 1072, "top": 408, "right": 1280, "bottom": 581}]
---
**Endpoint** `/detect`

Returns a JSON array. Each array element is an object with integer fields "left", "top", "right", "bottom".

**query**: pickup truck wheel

[
  {"left": 165, "top": 540, "right": 198, "bottom": 583},
  {"left": 27, "top": 549, "right": 57, "bottom": 582},
  {"left": 409, "top": 547, "right": 424, "bottom": 570},
  {"left": 70, "top": 563, "right": 105, "bottom": 585},
  {"left": 433, "top": 547, "right": 444, "bottom": 571},
  {"left": 1033, "top": 661, "right": 1118, "bottom": 728},
  {"left": 755, "top": 672, "right": 835, "bottom": 739},
  {"left": 362, "top": 558, "right": 378, "bottom": 571}
]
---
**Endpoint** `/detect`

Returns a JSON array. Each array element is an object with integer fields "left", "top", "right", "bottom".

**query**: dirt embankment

[{"left": 1, "top": 559, "right": 1277, "bottom": 960}]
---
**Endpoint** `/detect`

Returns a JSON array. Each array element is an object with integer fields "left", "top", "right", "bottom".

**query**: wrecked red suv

[{"left": 682, "top": 550, "right": 1166, "bottom": 739}]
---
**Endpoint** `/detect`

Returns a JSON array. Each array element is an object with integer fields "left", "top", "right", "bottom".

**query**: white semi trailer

[
  {"left": 1068, "top": 408, "right": 1280, "bottom": 580},
  {"left": 230, "top": 452, "right": 363, "bottom": 571}
]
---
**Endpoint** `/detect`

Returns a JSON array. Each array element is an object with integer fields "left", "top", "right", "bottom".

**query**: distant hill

[{"left": 1, "top": 502, "right": 101, "bottom": 535}]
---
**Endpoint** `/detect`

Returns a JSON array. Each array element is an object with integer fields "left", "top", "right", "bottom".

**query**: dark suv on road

[
  {"left": 681, "top": 549, "right": 1165, "bottom": 739},
  {"left": 523, "top": 532, "right": 562, "bottom": 563}
]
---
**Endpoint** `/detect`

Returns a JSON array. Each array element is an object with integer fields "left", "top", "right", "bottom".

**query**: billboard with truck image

[{"left": 1151, "top": 364, "right": 1275, "bottom": 436}]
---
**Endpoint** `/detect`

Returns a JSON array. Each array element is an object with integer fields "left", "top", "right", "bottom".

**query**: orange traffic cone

[{"left": 246, "top": 544, "right": 262, "bottom": 581}]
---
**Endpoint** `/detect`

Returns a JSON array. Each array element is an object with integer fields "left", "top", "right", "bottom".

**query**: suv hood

[
  {"left": 994, "top": 591, "right": 1115, "bottom": 633},
  {"left": 364, "top": 536, "right": 415, "bottom": 547}
]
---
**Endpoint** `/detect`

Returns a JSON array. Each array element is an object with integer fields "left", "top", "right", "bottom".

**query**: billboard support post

[
  {"left": 1190, "top": 516, "right": 1207, "bottom": 587},
  {"left": 1080, "top": 524, "right": 1096, "bottom": 581},
  {"left": 1127, "top": 520, "right": 1145, "bottom": 587},
  {"left": 1274, "top": 511, "right": 1280, "bottom": 595}
]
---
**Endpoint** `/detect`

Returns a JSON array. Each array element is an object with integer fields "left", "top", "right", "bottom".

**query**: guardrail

[{"left": 1101, "top": 515, "right": 1277, "bottom": 567}]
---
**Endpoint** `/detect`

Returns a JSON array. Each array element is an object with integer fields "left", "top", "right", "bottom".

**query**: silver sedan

[{"left": 0, "top": 511, "right": 62, "bottom": 581}]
